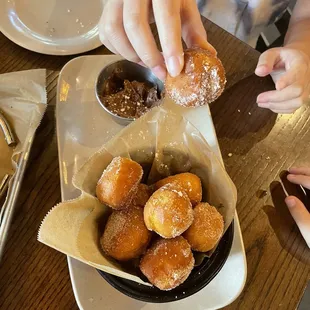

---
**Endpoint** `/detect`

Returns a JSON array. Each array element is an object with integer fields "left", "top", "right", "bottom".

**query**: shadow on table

[
  {"left": 263, "top": 171, "right": 310, "bottom": 264},
  {"left": 210, "top": 74, "right": 277, "bottom": 156}
]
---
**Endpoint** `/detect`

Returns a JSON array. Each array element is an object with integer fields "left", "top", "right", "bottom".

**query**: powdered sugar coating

[
  {"left": 183, "top": 202, "right": 224, "bottom": 252},
  {"left": 155, "top": 172, "right": 202, "bottom": 206},
  {"left": 131, "top": 183, "right": 153, "bottom": 207},
  {"left": 101, "top": 206, "right": 152, "bottom": 261},
  {"left": 144, "top": 184, "right": 194, "bottom": 238},
  {"left": 96, "top": 157, "right": 143, "bottom": 210},
  {"left": 140, "top": 236, "right": 194, "bottom": 291},
  {"left": 165, "top": 48, "right": 226, "bottom": 107}
]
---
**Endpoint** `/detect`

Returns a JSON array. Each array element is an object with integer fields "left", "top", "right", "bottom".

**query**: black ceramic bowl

[{"left": 97, "top": 222, "right": 234, "bottom": 303}]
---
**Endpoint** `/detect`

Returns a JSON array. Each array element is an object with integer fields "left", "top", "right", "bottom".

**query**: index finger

[
  {"left": 289, "top": 167, "right": 310, "bottom": 176},
  {"left": 123, "top": 0, "right": 166, "bottom": 78},
  {"left": 255, "top": 49, "right": 280, "bottom": 77},
  {"left": 287, "top": 174, "right": 310, "bottom": 189},
  {"left": 152, "top": 0, "right": 184, "bottom": 77}
]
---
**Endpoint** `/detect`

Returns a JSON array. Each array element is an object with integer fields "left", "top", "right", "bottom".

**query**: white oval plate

[{"left": 0, "top": 0, "right": 103, "bottom": 55}]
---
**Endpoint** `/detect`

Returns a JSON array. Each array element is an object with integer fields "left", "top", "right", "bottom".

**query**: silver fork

[{"left": 0, "top": 110, "right": 16, "bottom": 245}]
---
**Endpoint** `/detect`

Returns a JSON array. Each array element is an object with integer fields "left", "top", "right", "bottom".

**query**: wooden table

[{"left": 0, "top": 18, "right": 309, "bottom": 310}]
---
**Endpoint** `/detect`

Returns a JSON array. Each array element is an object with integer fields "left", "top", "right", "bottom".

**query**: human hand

[
  {"left": 99, "top": 0, "right": 216, "bottom": 80},
  {"left": 285, "top": 167, "right": 310, "bottom": 248},
  {"left": 255, "top": 47, "right": 310, "bottom": 114}
]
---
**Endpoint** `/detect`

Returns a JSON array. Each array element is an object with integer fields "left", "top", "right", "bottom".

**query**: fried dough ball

[
  {"left": 165, "top": 48, "right": 226, "bottom": 107},
  {"left": 183, "top": 203, "right": 224, "bottom": 252},
  {"left": 131, "top": 184, "right": 152, "bottom": 207},
  {"left": 155, "top": 172, "right": 202, "bottom": 206},
  {"left": 144, "top": 184, "right": 194, "bottom": 238},
  {"left": 140, "top": 236, "right": 194, "bottom": 290},
  {"left": 101, "top": 206, "right": 152, "bottom": 261},
  {"left": 96, "top": 157, "right": 143, "bottom": 210}
]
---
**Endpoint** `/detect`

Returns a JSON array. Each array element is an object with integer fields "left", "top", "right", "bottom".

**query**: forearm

[{"left": 284, "top": 0, "right": 310, "bottom": 57}]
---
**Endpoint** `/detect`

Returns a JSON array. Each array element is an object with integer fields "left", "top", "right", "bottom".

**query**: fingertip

[
  {"left": 255, "top": 65, "right": 271, "bottom": 77},
  {"left": 166, "top": 55, "right": 184, "bottom": 77},
  {"left": 256, "top": 94, "right": 262, "bottom": 102},
  {"left": 256, "top": 93, "right": 270, "bottom": 106},
  {"left": 256, "top": 93, "right": 267, "bottom": 103},
  {"left": 285, "top": 196, "right": 296, "bottom": 208},
  {"left": 286, "top": 196, "right": 306, "bottom": 213},
  {"left": 287, "top": 173, "right": 296, "bottom": 182},
  {"left": 288, "top": 167, "right": 295, "bottom": 173},
  {"left": 256, "top": 49, "right": 280, "bottom": 76},
  {"left": 288, "top": 167, "right": 310, "bottom": 175}
]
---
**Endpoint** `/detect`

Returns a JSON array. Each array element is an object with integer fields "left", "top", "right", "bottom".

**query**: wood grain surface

[{"left": 0, "top": 18, "right": 309, "bottom": 310}]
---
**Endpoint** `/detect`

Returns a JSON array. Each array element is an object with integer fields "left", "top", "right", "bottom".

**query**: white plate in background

[
  {"left": 0, "top": 0, "right": 103, "bottom": 55},
  {"left": 56, "top": 55, "right": 247, "bottom": 310}
]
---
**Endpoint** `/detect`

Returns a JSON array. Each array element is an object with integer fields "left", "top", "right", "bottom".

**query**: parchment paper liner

[
  {"left": 38, "top": 100, "right": 237, "bottom": 286},
  {"left": 0, "top": 69, "right": 46, "bottom": 231}
]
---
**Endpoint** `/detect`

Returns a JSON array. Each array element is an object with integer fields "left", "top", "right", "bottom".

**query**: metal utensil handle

[
  {"left": 0, "top": 110, "right": 16, "bottom": 147},
  {"left": 0, "top": 174, "right": 12, "bottom": 225},
  {"left": 0, "top": 152, "right": 25, "bottom": 261},
  {"left": 0, "top": 174, "right": 11, "bottom": 199}
]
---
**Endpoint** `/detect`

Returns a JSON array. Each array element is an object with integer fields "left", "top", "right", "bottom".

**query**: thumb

[
  {"left": 285, "top": 196, "right": 310, "bottom": 247},
  {"left": 255, "top": 49, "right": 280, "bottom": 77}
]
